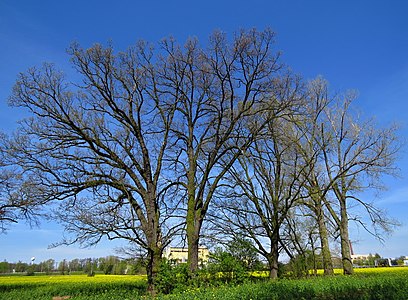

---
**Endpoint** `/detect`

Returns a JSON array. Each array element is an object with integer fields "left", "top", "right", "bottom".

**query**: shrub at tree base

[{"left": 155, "top": 252, "right": 252, "bottom": 295}]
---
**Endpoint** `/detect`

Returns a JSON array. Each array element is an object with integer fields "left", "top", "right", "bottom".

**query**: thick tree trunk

[
  {"left": 186, "top": 213, "right": 202, "bottom": 274},
  {"left": 187, "top": 231, "right": 199, "bottom": 273},
  {"left": 145, "top": 193, "right": 163, "bottom": 295},
  {"left": 339, "top": 198, "right": 353, "bottom": 275},
  {"left": 186, "top": 143, "right": 201, "bottom": 275},
  {"left": 315, "top": 201, "right": 334, "bottom": 275},
  {"left": 146, "top": 246, "right": 162, "bottom": 295},
  {"left": 310, "top": 187, "right": 334, "bottom": 276},
  {"left": 317, "top": 219, "right": 334, "bottom": 275},
  {"left": 268, "top": 254, "right": 279, "bottom": 279},
  {"left": 268, "top": 231, "right": 279, "bottom": 279}
]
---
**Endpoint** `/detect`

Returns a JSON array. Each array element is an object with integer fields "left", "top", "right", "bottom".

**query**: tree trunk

[
  {"left": 310, "top": 187, "right": 334, "bottom": 276},
  {"left": 339, "top": 197, "right": 353, "bottom": 275},
  {"left": 268, "top": 231, "right": 279, "bottom": 279},
  {"left": 315, "top": 201, "right": 334, "bottom": 275},
  {"left": 186, "top": 212, "right": 202, "bottom": 274},
  {"left": 145, "top": 196, "right": 163, "bottom": 296},
  {"left": 186, "top": 142, "right": 201, "bottom": 275},
  {"left": 309, "top": 234, "right": 317, "bottom": 276},
  {"left": 187, "top": 232, "right": 199, "bottom": 274},
  {"left": 146, "top": 246, "right": 162, "bottom": 296},
  {"left": 268, "top": 255, "right": 279, "bottom": 279}
]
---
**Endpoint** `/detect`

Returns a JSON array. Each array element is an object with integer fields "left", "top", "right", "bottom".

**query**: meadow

[{"left": 1, "top": 267, "right": 408, "bottom": 299}]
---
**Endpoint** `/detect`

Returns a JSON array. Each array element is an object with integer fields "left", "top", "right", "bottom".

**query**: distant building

[
  {"left": 163, "top": 246, "right": 209, "bottom": 265},
  {"left": 403, "top": 259, "right": 408, "bottom": 266},
  {"left": 351, "top": 254, "right": 371, "bottom": 261},
  {"left": 351, "top": 254, "right": 377, "bottom": 267}
]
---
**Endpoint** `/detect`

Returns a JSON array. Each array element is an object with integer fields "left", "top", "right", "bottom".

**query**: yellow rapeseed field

[
  {"left": 314, "top": 266, "right": 408, "bottom": 275},
  {"left": 0, "top": 274, "right": 146, "bottom": 285},
  {"left": 0, "top": 274, "right": 148, "bottom": 300}
]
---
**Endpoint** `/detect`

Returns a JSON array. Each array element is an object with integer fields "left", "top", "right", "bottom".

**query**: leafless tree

[
  {"left": 318, "top": 92, "right": 401, "bottom": 275},
  {"left": 166, "top": 29, "right": 302, "bottom": 273},
  {"left": 295, "top": 78, "right": 335, "bottom": 275},
  {"left": 5, "top": 42, "right": 181, "bottom": 293},
  {"left": 209, "top": 96, "right": 308, "bottom": 279}
]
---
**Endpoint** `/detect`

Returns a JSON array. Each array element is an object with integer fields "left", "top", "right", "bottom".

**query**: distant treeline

[{"left": 0, "top": 256, "right": 146, "bottom": 275}]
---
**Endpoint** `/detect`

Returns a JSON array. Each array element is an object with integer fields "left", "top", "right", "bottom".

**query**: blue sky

[{"left": 1, "top": 0, "right": 408, "bottom": 263}]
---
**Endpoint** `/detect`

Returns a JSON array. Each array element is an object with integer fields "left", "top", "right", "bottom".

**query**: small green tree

[
  {"left": 396, "top": 256, "right": 406, "bottom": 266},
  {"left": 112, "top": 260, "right": 128, "bottom": 275},
  {"left": 285, "top": 251, "right": 315, "bottom": 278},
  {"left": 39, "top": 259, "right": 55, "bottom": 274},
  {"left": 155, "top": 260, "right": 189, "bottom": 294},
  {"left": 14, "top": 261, "right": 28, "bottom": 273},
  {"left": 226, "top": 236, "right": 262, "bottom": 271},
  {"left": 0, "top": 261, "right": 10, "bottom": 273},
  {"left": 58, "top": 259, "right": 68, "bottom": 275},
  {"left": 208, "top": 247, "right": 248, "bottom": 284}
]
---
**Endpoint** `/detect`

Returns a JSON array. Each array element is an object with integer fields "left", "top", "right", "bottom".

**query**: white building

[
  {"left": 351, "top": 254, "right": 371, "bottom": 261},
  {"left": 163, "top": 246, "right": 209, "bottom": 265}
]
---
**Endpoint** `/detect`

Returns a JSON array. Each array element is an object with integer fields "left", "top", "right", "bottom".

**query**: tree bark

[
  {"left": 146, "top": 246, "right": 162, "bottom": 296},
  {"left": 185, "top": 144, "right": 201, "bottom": 274},
  {"left": 186, "top": 198, "right": 203, "bottom": 274},
  {"left": 315, "top": 200, "right": 334, "bottom": 275},
  {"left": 187, "top": 228, "right": 200, "bottom": 274},
  {"left": 339, "top": 197, "right": 353, "bottom": 275},
  {"left": 144, "top": 191, "right": 163, "bottom": 295},
  {"left": 268, "top": 232, "right": 280, "bottom": 279}
]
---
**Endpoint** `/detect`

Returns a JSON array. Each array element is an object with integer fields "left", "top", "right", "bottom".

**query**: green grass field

[
  {"left": 158, "top": 267, "right": 408, "bottom": 300},
  {"left": 1, "top": 268, "right": 408, "bottom": 300}
]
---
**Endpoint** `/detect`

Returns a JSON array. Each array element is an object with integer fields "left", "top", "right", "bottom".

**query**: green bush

[
  {"left": 206, "top": 247, "right": 249, "bottom": 285},
  {"left": 155, "top": 261, "right": 190, "bottom": 294},
  {"left": 155, "top": 249, "right": 251, "bottom": 295},
  {"left": 284, "top": 251, "right": 316, "bottom": 278}
]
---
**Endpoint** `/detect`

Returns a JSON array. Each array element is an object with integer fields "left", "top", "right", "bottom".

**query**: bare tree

[
  {"left": 167, "top": 29, "right": 299, "bottom": 274},
  {"left": 210, "top": 99, "right": 308, "bottom": 279},
  {"left": 295, "top": 78, "right": 335, "bottom": 275},
  {"left": 291, "top": 79, "right": 400, "bottom": 276},
  {"left": 210, "top": 77, "right": 401, "bottom": 278},
  {"left": 5, "top": 42, "right": 181, "bottom": 293},
  {"left": 319, "top": 93, "right": 401, "bottom": 275}
]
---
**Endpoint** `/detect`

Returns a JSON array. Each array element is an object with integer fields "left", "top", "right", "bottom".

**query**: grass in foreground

[
  {"left": 1, "top": 268, "right": 408, "bottom": 299},
  {"left": 158, "top": 267, "right": 408, "bottom": 300}
]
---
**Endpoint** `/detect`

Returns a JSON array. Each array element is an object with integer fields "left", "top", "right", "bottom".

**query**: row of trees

[
  {"left": 0, "top": 256, "right": 144, "bottom": 275},
  {"left": 0, "top": 29, "right": 400, "bottom": 293},
  {"left": 208, "top": 77, "right": 400, "bottom": 278}
]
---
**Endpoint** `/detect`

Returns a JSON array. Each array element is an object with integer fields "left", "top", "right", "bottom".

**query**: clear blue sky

[{"left": 1, "top": 0, "right": 407, "bottom": 263}]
